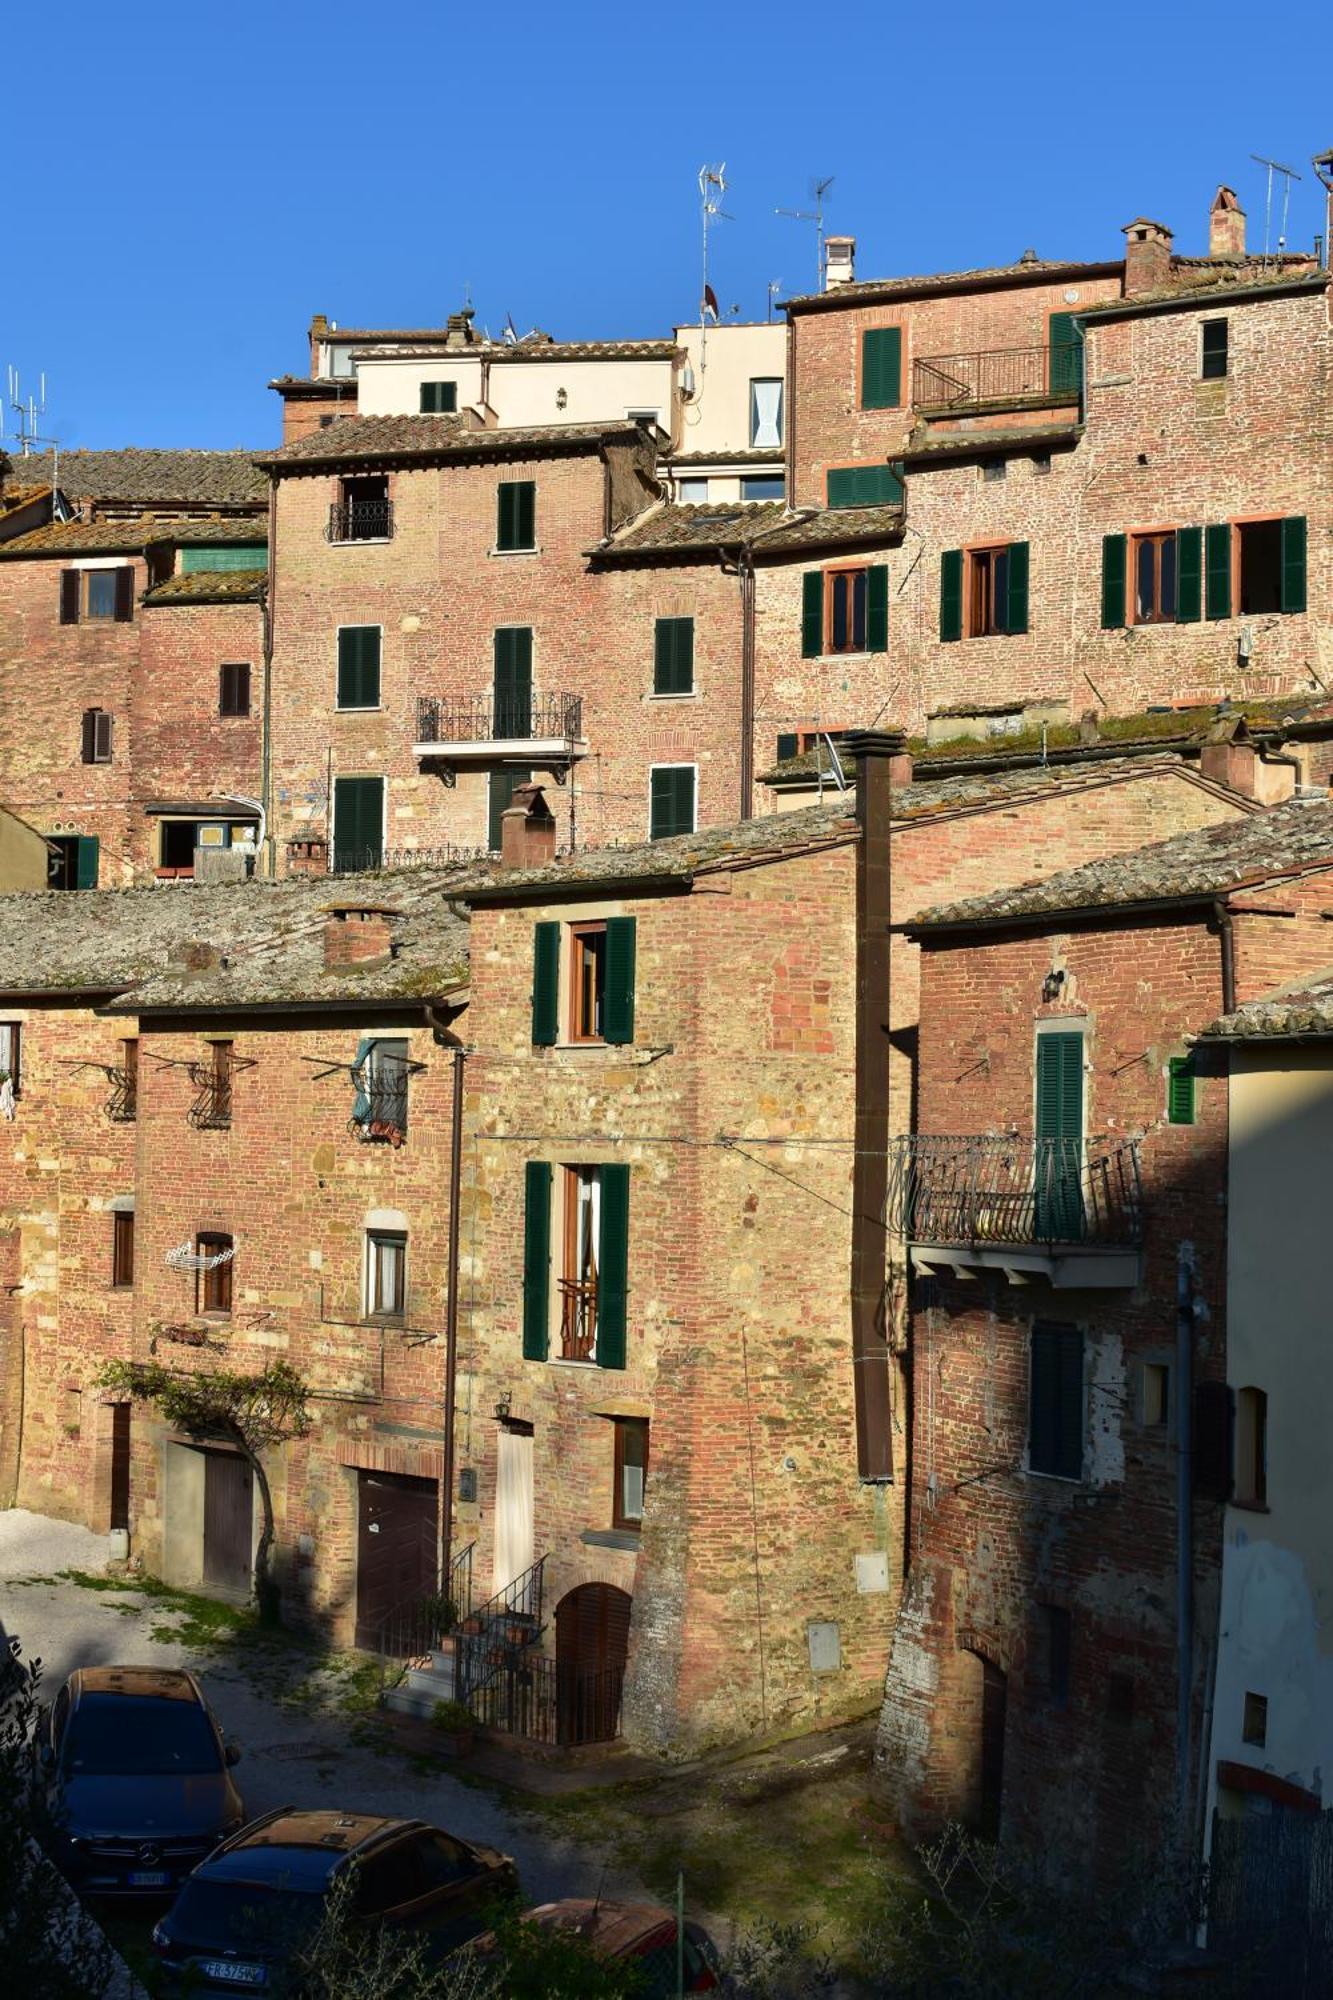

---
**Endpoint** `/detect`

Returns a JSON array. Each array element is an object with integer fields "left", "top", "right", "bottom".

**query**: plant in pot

[{"left": 430, "top": 1698, "right": 476, "bottom": 1756}]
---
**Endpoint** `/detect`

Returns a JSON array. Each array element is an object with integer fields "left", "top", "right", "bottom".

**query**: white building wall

[{"left": 674, "top": 322, "right": 787, "bottom": 459}]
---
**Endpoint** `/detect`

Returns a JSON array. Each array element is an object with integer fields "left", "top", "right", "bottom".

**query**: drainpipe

[
  {"left": 1176, "top": 1240, "right": 1196, "bottom": 1828},
  {"left": 784, "top": 311, "right": 797, "bottom": 503},
  {"left": 1212, "top": 898, "right": 1236, "bottom": 1015},
  {"left": 425, "top": 1004, "right": 466, "bottom": 1605},
  {"left": 845, "top": 727, "right": 906, "bottom": 1481},
  {"left": 738, "top": 546, "right": 756, "bottom": 820}
]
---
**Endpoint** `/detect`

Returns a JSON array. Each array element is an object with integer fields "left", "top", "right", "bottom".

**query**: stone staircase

[
  {"left": 379, "top": 1553, "right": 548, "bottom": 1722},
  {"left": 382, "top": 1646, "right": 459, "bottom": 1721}
]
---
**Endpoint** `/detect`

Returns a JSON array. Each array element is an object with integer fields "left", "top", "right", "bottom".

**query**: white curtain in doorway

[{"left": 493, "top": 1428, "right": 534, "bottom": 1596}]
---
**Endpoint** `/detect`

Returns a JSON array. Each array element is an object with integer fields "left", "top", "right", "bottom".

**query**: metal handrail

[
  {"left": 327, "top": 500, "right": 394, "bottom": 543},
  {"left": 885, "top": 1134, "right": 1143, "bottom": 1247},
  {"left": 458, "top": 1553, "right": 546, "bottom": 1700},
  {"left": 557, "top": 1276, "right": 597, "bottom": 1362},
  {"left": 105, "top": 1066, "right": 137, "bottom": 1122},
  {"left": 911, "top": 344, "right": 1081, "bottom": 411},
  {"left": 414, "top": 692, "right": 583, "bottom": 745},
  {"left": 470, "top": 1656, "right": 625, "bottom": 1746},
  {"left": 374, "top": 1541, "right": 475, "bottom": 1669}
]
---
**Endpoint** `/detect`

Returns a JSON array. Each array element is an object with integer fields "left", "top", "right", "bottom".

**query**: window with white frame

[
  {"left": 366, "top": 1229, "right": 407, "bottom": 1319},
  {"left": 750, "top": 378, "right": 784, "bottom": 448}
]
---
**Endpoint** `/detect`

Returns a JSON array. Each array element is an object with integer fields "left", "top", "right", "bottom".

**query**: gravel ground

[{"left": 0, "top": 1509, "right": 647, "bottom": 1909}]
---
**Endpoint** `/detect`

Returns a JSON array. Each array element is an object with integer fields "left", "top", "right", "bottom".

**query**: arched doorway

[{"left": 555, "top": 1583, "right": 631, "bottom": 1745}]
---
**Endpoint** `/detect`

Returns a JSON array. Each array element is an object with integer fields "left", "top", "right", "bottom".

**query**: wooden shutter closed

[
  {"left": 866, "top": 565, "right": 889, "bottom": 653},
  {"left": 653, "top": 617, "right": 694, "bottom": 695},
  {"left": 419, "top": 381, "right": 457, "bottom": 413},
  {"left": 1193, "top": 1379, "right": 1234, "bottom": 1500},
  {"left": 522, "top": 1162, "right": 552, "bottom": 1360},
  {"left": 494, "top": 628, "right": 533, "bottom": 737},
  {"left": 114, "top": 566, "right": 135, "bottom": 622},
  {"left": 75, "top": 835, "right": 100, "bottom": 890},
  {"left": 861, "top": 327, "right": 902, "bottom": 409},
  {"left": 531, "top": 922, "right": 560, "bottom": 1046},
  {"left": 333, "top": 775, "right": 383, "bottom": 870},
  {"left": 1005, "top": 540, "right": 1030, "bottom": 634},
  {"left": 1281, "top": 515, "right": 1307, "bottom": 614},
  {"left": 603, "top": 917, "right": 636, "bottom": 1046},
  {"left": 940, "top": 549, "right": 963, "bottom": 642},
  {"left": 1101, "top": 534, "right": 1127, "bottom": 629},
  {"left": 1177, "top": 526, "right": 1203, "bottom": 623},
  {"left": 59, "top": 571, "right": 80, "bottom": 624},
  {"left": 1167, "top": 1056, "right": 1195, "bottom": 1125},
  {"left": 1036, "top": 1032, "right": 1084, "bottom": 1144},
  {"left": 337, "top": 627, "right": 381, "bottom": 709},
  {"left": 498, "top": 481, "right": 536, "bottom": 551},
  {"left": 801, "top": 571, "right": 824, "bottom": 657},
  {"left": 596, "top": 1165, "right": 630, "bottom": 1370},
  {"left": 1205, "top": 524, "right": 1232, "bottom": 620},
  {"left": 650, "top": 767, "right": 694, "bottom": 840},
  {"left": 1030, "top": 1322, "right": 1083, "bottom": 1479},
  {"left": 826, "top": 464, "right": 904, "bottom": 509}
]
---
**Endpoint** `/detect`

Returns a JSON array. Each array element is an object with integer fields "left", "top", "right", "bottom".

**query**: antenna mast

[
  {"left": 3, "top": 368, "right": 60, "bottom": 494},
  {"left": 698, "top": 163, "right": 732, "bottom": 376},
  {"left": 1250, "top": 154, "right": 1301, "bottom": 263},
  {"left": 777, "top": 175, "right": 835, "bottom": 288}
]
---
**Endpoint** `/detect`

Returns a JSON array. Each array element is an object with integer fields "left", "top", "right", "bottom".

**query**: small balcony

[
  {"left": 327, "top": 499, "right": 394, "bottom": 544},
  {"left": 413, "top": 692, "right": 587, "bottom": 771},
  {"left": 911, "top": 345, "right": 1081, "bottom": 416},
  {"left": 558, "top": 1274, "right": 597, "bottom": 1362},
  {"left": 886, "top": 1135, "right": 1143, "bottom": 1288}
]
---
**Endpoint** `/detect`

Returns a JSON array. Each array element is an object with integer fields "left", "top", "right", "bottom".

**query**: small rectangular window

[
  {"left": 649, "top": 765, "right": 696, "bottom": 840},
  {"left": 1167, "top": 1055, "right": 1195, "bottom": 1124},
  {"left": 81, "top": 709, "right": 113, "bottom": 765},
  {"left": 561, "top": 1165, "right": 602, "bottom": 1362},
  {"left": 969, "top": 547, "right": 1010, "bottom": 636},
  {"left": 1040, "top": 1604, "right": 1071, "bottom": 1706},
  {"left": 1031, "top": 453, "right": 1052, "bottom": 475},
  {"left": 1107, "top": 1673, "right": 1135, "bottom": 1723},
  {"left": 366, "top": 1230, "right": 407, "bottom": 1318},
  {"left": 1238, "top": 519, "right": 1283, "bottom": 615},
  {"left": 613, "top": 1419, "right": 649, "bottom": 1530},
  {"left": 497, "top": 481, "right": 536, "bottom": 553},
  {"left": 1029, "top": 1321, "right": 1083, "bottom": 1480},
  {"left": 981, "top": 460, "right": 1007, "bottom": 484},
  {"left": 570, "top": 924, "right": 608, "bottom": 1041},
  {"left": 112, "top": 1039, "right": 138, "bottom": 1123},
  {"left": 112, "top": 1210, "right": 135, "bottom": 1290},
  {"left": 334, "top": 475, "right": 390, "bottom": 543},
  {"left": 749, "top": 378, "right": 784, "bottom": 448},
  {"left": 1133, "top": 532, "right": 1178, "bottom": 624},
  {"left": 0, "top": 1023, "right": 23, "bottom": 1103},
  {"left": 196, "top": 1233, "right": 234, "bottom": 1317},
  {"left": 419, "top": 381, "right": 458, "bottom": 413},
  {"left": 1242, "top": 1690, "right": 1268, "bottom": 1746},
  {"left": 653, "top": 616, "right": 694, "bottom": 696},
  {"left": 827, "top": 568, "right": 868, "bottom": 653},
  {"left": 1235, "top": 1386, "right": 1267, "bottom": 1507},
  {"left": 677, "top": 478, "right": 709, "bottom": 503},
  {"left": 355, "top": 1037, "right": 409, "bottom": 1140},
  {"left": 219, "top": 664, "right": 251, "bottom": 717},
  {"left": 1142, "top": 1362, "right": 1170, "bottom": 1428},
  {"left": 741, "top": 474, "right": 785, "bottom": 501},
  {"left": 336, "top": 627, "right": 381, "bottom": 710},
  {"left": 1201, "top": 320, "right": 1228, "bottom": 381}
]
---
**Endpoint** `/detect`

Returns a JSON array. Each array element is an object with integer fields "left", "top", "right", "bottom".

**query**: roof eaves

[
  {"left": 1080, "top": 271, "right": 1328, "bottom": 322},
  {"left": 782, "top": 259, "right": 1123, "bottom": 314}
]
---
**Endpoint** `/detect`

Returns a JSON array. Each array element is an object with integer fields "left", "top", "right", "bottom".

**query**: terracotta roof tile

[
  {"left": 0, "top": 513, "right": 267, "bottom": 559},
  {"left": 1203, "top": 967, "right": 1333, "bottom": 1041},
  {"left": 899, "top": 421, "right": 1080, "bottom": 465},
  {"left": 592, "top": 499, "right": 903, "bottom": 561},
  {"left": 783, "top": 259, "right": 1122, "bottom": 312},
  {"left": 255, "top": 415, "right": 645, "bottom": 471},
  {"left": 142, "top": 570, "right": 266, "bottom": 606},
  {"left": 348, "top": 338, "right": 680, "bottom": 364},
  {"left": 13, "top": 449, "right": 267, "bottom": 507}
]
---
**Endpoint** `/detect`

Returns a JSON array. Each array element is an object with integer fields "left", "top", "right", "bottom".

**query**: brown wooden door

[
  {"left": 356, "top": 1472, "right": 438, "bottom": 1650},
  {"left": 202, "top": 1450, "right": 253, "bottom": 1597},
  {"left": 109, "top": 1405, "right": 131, "bottom": 1532},
  {"left": 980, "top": 1660, "right": 1007, "bottom": 1838},
  {"left": 555, "top": 1583, "right": 631, "bottom": 1745}
]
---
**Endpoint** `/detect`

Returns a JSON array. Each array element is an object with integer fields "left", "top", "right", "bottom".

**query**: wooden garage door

[
  {"left": 356, "top": 1471, "right": 438, "bottom": 1651},
  {"left": 202, "top": 1450, "right": 253, "bottom": 1598},
  {"left": 555, "top": 1583, "right": 631, "bottom": 1745}
]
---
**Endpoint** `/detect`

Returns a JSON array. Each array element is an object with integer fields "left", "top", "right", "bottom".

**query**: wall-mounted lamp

[
  {"left": 1042, "top": 969, "right": 1066, "bottom": 1002},
  {"left": 555, "top": 387, "right": 568, "bottom": 410},
  {"left": 493, "top": 1393, "right": 511, "bottom": 1422}
]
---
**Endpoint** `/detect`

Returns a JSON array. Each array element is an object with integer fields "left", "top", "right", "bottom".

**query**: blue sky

[{"left": 6, "top": 0, "right": 1331, "bottom": 451}]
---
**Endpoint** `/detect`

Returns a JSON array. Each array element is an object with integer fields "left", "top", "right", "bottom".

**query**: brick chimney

[
  {"left": 501, "top": 783, "right": 557, "bottom": 870},
  {"left": 323, "top": 903, "right": 399, "bottom": 970},
  {"left": 1199, "top": 716, "right": 1257, "bottom": 796},
  {"left": 824, "top": 236, "right": 856, "bottom": 290},
  {"left": 1122, "top": 218, "right": 1174, "bottom": 297},
  {"left": 1209, "top": 185, "right": 1246, "bottom": 260}
]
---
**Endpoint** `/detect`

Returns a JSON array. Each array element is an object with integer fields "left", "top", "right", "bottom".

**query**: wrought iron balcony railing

[
  {"left": 911, "top": 344, "right": 1082, "bottom": 413},
  {"left": 105, "top": 1065, "right": 137, "bottom": 1122},
  {"left": 886, "top": 1135, "right": 1142, "bottom": 1248},
  {"left": 415, "top": 692, "right": 584, "bottom": 745},
  {"left": 327, "top": 499, "right": 394, "bottom": 543},
  {"left": 558, "top": 1275, "right": 598, "bottom": 1362}
]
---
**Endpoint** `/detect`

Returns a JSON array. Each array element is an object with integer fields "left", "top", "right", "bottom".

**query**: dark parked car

[
  {"left": 151, "top": 1807, "right": 518, "bottom": 1992},
  {"left": 493, "top": 1900, "right": 722, "bottom": 1994},
  {"left": 41, "top": 1665, "right": 244, "bottom": 1898}
]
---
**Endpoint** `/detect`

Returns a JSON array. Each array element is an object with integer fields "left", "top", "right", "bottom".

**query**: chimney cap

[
  {"left": 1018, "top": 246, "right": 1040, "bottom": 265},
  {"left": 1122, "top": 216, "right": 1174, "bottom": 241},
  {"left": 842, "top": 726, "right": 909, "bottom": 758}
]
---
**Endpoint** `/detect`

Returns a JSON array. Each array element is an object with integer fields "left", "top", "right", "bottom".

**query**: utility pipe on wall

[
  {"left": 1176, "top": 1240, "right": 1196, "bottom": 1825},
  {"left": 425, "top": 1004, "right": 467, "bottom": 1603}
]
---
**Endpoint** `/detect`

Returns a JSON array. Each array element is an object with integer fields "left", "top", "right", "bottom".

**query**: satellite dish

[{"left": 703, "top": 284, "right": 719, "bottom": 322}]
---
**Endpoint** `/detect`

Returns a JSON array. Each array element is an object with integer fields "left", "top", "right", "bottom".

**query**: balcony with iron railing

[
  {"left": 327, "top": 499, "right": 394, "bottom": 544},
  {"left": 413, "top": 692, "right": 587, "bottom": 767},
  {"left": 886, "top": 1134, "right": 1143, "bottom": 1287},
  {"left": 911, "top": 344, "right": 1082, "bottom": 416},
  {"left": 557, "top": 1274, "right": 598, "bottom": 1363}
]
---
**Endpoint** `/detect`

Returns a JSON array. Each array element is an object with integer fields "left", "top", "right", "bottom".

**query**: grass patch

[{"left": 53, "top": 1568, "right": 279, "bottom": 1651}]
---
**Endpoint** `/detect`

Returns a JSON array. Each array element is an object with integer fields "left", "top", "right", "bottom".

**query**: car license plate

[
  {"left": 127, "top": 1870, "right": 170, "bottom": 1887},
  {"left": 200, "top": 1964, "right": 264, "bottom": 1987}
]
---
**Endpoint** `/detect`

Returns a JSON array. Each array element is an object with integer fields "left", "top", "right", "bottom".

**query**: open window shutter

[
  {"left": 97, "top": 711, "right": 114, "bottom": 762},
  {"left": 517, "top": 481, "right": 535, "bottom": 551},
  {"left": 1048, "top": 312, "right": 1083, "bottom": 397},
  {"left": 1194, "top": 1380, "right": 1235, "bottom": 1500},
  {"left": 940, "top": 549, "right": 963, "bottom": 642},
  {"left": 351, "top": 1036, "right": 373, "bottom": 1122},
  {"left": 75, "top": 835, "right": 100, "bottom": 890},
  {"left": 1101, "top": 534, "right": 1127, "bottom": 629},
  {"left": 596, "top": 1165, "right": 630, "bottom": 1370},
  {"left": 81, "top": 711, "right": 97, "bottom": 763},
  {"left": 801, "top": 571, "right": 823, "bottom": 657},
  {"left": 114, "top": 566, "right": 134, "bottom": 622},
  {"left": 497, "top": 483, "right": 516, "bottom": 549},
  {"left": 1005, "top": 541, "right": 1030, "bottom": 634},
  {"left": 522, "top": 1162, "right": 552, "bottom": 1360},
  {"left": 866, "top": 565, "right": 889, "bottom": 652},
  {"left": 1281, "top": 515, "right": 1307, "bottom": 614},
  {"left": 603, "top": 918, "right": 636, "bottom": 1046},
  {"left": 1205, "top": 524, "right": 1232, "bottom": 620},
  {"left": 59, "top": 571, "right": 80, "bottom": 624},
  {"left": 861, "top": 327, "right": 902, "bottom": 410},
  {"left": 532, "top": 922, "right": 560, "bottom": 1046},
  {"left": 1177, "top": 527, "right": 1202, "bottom": 623}
]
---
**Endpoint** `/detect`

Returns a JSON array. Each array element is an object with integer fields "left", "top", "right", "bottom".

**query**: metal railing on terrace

[
  {"left": 327, "top": 499, "right": 394, "bottom": 543},
  {"left": 414, "top": 692, "right": 584, "bottom": 746},
  {"left": 911, "top": 345, "right": 1081, "bottom": 413},
  {"left": 885, "top": 1135, "right": 1143, "bottom": 1248},
  {"left": 374, "top": 1543, "right": 476, "bottom": 1669}
]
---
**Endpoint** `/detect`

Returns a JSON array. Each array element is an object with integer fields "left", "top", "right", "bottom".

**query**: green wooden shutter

[
  {"left": 1005, "top": 541, "right": 1030, "bottom": 635},
  {"left": 866, "top": 565, "right": 889, "bottom": 652},
  {"left": 801, "top": 571, "right": 824, "bottom": 657},
  {"left": 522, "top": 1162, "right": 552, "bottom": 1360},
  {"left": 494, "top": 628, "right": 533, "bottom": 737},
  {"left": 332, "top": 776, "right": 383, "bottom": 871},
  {"left": 1048, "top": 312, "right": 1084, "bottom": 397},
  {"left": 1205, "top": 524, "right": 1232, "bottom": 620},
  {"left": 861, "top": 327, "right": 902, "bottom": 410},
  {"left": 498, "top": 481, "right": 535, "bottom": 551},
  {"left": 1030, "top": 1322, "right": 1083, "bottom": 1479},
  {"left": 775, "top": 733, "right": 798, "bottom": 763},
  {"left": 1167, "top": 1056, "right": 1195, "bottom": 1126},
  {"left": 75, "top": 835, "right": 100, "bottom": 890},
  {"left": 1036, "top": 1032, "right": 1084, "bottom": 1143},
  {"left": 827, "top": 464, "right": 904, "bottom": 509},
  {"left": 1101, "top": 534, "right": 1127, "bottom": 629},
  {"left": 180, "top": 545, "right": 267, "bottom": 572},
  {"left": 940, "top": 549, "right": 963, "bottom": 642},
  {"left": 337, "top": 627, "right": 380, "bottom": 709},
  {"left": 419, "top": 381, "right": 457, "bottom": 413},
  {"left": 653, "top": 617, "right": 694, "bottom": 695},
  {"left": 1054, "top": 1330, "right": 1084, "bottom": 1478},
  {"left": 603, "top": 917, "right": 636, "bottom": 1045},
  {"left": 1177, "top": 527, "right": 1202, "bottom": 623},
  {"left": 1281, "top": 515, "right": 1307, "bottom": 614},
  {"left": 1035, "top": 1030, "right": 1084, "bottom": 1241},
  {"left": 596, "top": 1165, "right": 630, "bottom": 1370},
  {"left": 532, "top": 922, "right": 560, "bottom": 1046},
  {"left": 650, "top": 767, "right": 695, "bottom": 840}
]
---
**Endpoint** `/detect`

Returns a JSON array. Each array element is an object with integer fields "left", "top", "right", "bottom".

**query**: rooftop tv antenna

[
  {"left": 698, "top": 163, "right": 733, "bottom": 375},
  {"left": 1250, "top": 154, "right": 1301, "bottom": 262},
  {"left": 777, "top": 175, "right": 834, "bottom": 288},
  {"left": 767, "top": 279, "right": 783, "bottom": 322},
  {"left": 4, "top": 367, "right": 61, "bottom": 496}
]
